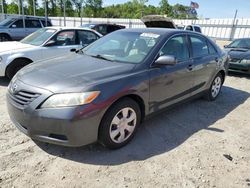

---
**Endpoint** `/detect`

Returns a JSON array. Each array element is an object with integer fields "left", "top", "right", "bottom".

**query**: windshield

[
  {"left": 227, "top": 39, "right": 250, "bottom": 49},
  {"left": 0, "top": 18, "right": 15, "bottom": 27},
  {"left": 83, "top": 31, "right": 161, "bottom": 64},
  {"left": 20, "top": 28, "right": 57, "bottom": 46}
]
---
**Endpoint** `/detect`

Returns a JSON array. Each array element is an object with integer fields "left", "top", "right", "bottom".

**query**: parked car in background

[
  {"left": 81, "top": 23, "right": 125, "bottom": 35},
  {"left": 0, "top": 27, "right": 102, "bottom": 79},
  {"left": 0, "top": 16, "right": 53, "bottom": 41},
  {"left": 224, "top": 38, "right": 250, "bottom": 74},
  {"left": 7, "top": 28, "right": 228, "bottom": 149},
  {"left": 141, "top": 15, "right": 177, "bottom": 29},
  {"left": 184, "top": 25, "right": 202, "bottom": 33}
]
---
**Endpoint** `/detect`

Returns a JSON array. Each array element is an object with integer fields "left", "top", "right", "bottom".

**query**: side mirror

[
  {"left": 224, "top": 45, "right": 228, "bottom": 48},
  {"left": 154, "top": 55, "right": 177, "bottom": 66},
  {"left": 11, "top": 24, "right": 16, "bottom": 28},
  {"left": 45, "top": 40, "right": 56, "bottom": 47}
]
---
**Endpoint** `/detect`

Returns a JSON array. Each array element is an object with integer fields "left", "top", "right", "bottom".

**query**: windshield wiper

[{"left": 90, "top": 54, "right": 114, "bottom": 62}]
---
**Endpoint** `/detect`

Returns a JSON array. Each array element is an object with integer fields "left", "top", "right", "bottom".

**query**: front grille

[{"left": 9, "top": 90, "right": 40, "bottom": 107}]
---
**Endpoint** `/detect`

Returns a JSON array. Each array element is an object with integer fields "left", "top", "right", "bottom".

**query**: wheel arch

[
  {"left": 218, "top": 70, "right": 226, "bottom": 84},
  {"left": 98, "top": 94, "right": 146, "bottom": 136},
  {"left": 0, "top": 32, "right": 12, "bottom": 40},
  {"left": 5, "top": 57, "right": 33, "bottom": 76}
]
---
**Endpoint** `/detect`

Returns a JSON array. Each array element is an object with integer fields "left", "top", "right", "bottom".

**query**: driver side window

[
  {"left": 10, "top": 20, "right": 24, "bottom": 28},
  {"left": 160, "top": 35, "right": 189, "bottom": 62}
]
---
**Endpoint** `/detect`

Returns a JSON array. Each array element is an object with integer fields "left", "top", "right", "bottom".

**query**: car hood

[
  {"left": 226, "top": 48, "right": 250, "bottom": 59},
  {"left": 0, "top": 41, "right": 34, "bottom": 53},
  {"left": 141, "top": 15, "right": 176, "bottom": 29},
  {"left": 17, "top": 54, "right": 137, "bottom": 93}
]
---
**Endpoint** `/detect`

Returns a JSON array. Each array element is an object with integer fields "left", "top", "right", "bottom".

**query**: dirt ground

[{"left": 0, "top": 73, "right": 250, "bottom": 188}]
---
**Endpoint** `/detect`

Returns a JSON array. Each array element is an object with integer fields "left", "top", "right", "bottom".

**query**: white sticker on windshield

[
  {"left": 46, "top": 29, "right": 56, "bottom": 33},
  {"left": 140, "top": 33, "right": 160, "bottom": 38}
]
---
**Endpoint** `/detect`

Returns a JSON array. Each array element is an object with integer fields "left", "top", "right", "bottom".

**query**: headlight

[
  {"left": 240, "top": 59, "right": 250, "bottom": 64},
  {"left": 41, "top": 91, "right": 100, "bottom": 108}
]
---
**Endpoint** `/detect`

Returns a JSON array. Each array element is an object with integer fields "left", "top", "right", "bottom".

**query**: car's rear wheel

[
  {"left": 205, "top": 73, "right": 223, "bottom": 101},
  {"left": 99, "top": 98, "right": 141, "bottom": 149},
  {"left": 6, "top": 59, "right": 32, "bottom": 79},
  {"left": 0, "top": 34, "right": 11, "bottom": 42}
]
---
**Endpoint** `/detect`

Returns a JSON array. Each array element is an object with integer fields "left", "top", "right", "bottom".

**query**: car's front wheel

[
  {"left": 99, "top": 98, "right": 141, "bottom": 149},
  {"left": 205, "top": 73, "right": 223, "bottom": 101},
  {"left": 0, "top": 34, "right": 11, "bottom": 41}
]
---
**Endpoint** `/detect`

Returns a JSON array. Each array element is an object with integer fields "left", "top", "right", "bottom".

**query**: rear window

[{"left": 41, "top": 20, "right": 52, "bottom": 27}]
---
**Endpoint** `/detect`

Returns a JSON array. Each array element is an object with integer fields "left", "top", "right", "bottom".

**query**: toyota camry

[{"left": 7, "top": 28, "right": 228, "bottom": 149}]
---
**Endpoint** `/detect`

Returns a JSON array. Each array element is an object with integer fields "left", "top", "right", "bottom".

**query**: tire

[
  {"left": 6, "top": 59, "right": 31, "bottom": 80},
  {"left": 0, "top": 33, "right": 11, "bottom": 42},
  {"left": 204, "top": 73, "right": 223, "bottom": 101},
  {"left": 98, "top": 98, "right": 141, "bottom": 149}
]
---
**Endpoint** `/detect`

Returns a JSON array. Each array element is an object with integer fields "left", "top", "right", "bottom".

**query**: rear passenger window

[
  {"left": 190, "top": 36, "right": 209, "bottom": 57},
  {"left": 207, "top": 41, "right": 217, "bottom": 54},
  {"left": 160, "top": 36, "right": 189, "bottom": 62},
  {"left": 194, "top": 26, "right": 201, "bottom": 33},
  {"left": 77, "top": 30, "right": 99, "bottom": 46},
  {"left": 41, "top": 20, "right": 52, "bottom": 27},
  {"left": 26, "top": 20, "right": 41, "bottom": 28}
]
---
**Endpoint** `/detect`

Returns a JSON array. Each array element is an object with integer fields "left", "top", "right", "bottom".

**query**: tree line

[{"left": 2, "top": 0, "right": 197, "bottom": 19}]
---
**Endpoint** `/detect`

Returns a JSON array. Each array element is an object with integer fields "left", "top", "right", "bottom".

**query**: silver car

[{"left": 0, "top": 16, "right": 52, "bottom": 41}]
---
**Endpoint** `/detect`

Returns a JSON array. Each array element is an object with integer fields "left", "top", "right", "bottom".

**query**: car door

[
  {"left": 76, "top": 30, "right": 100, "bottom": 47},
  {"left": 25, "top": 19, "right": 42, "bottom": 36},
  {"left": 149, "top": 35, "right": 195, "bottom": 113},
  {"left": 8, "top": 19, "right": 26, "bottom": 40},
  {"left": 42, "top": 30, "right": 80, "bottom": 60},
  {"left": 188, "top": 34, "right": 219, "bottom": 95}
]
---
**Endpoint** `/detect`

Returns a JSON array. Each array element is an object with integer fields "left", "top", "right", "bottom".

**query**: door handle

[{"left": 187, "top": 64, "right": 194, "bottom": 71}]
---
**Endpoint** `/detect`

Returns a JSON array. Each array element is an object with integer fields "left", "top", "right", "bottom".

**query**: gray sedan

[{"left": 7, "top": 28, "right": 228, "bottom": 149}]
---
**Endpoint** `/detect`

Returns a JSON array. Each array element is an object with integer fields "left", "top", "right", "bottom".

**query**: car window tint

[
  {"left": 208, "top": 41, "right": 217, "bottom": 54},
  {"left": 194, "top": 26, "right": 201, "bottom": 33},
  {"left": 53, "top": 30, "right": 76, "bottom": 46},
  {"left": 96, "top": 25, "right": 107, "bottom": 35},
  {"left": 25, "top": 20, "right": 42, "bottom": 28},
  {"left": 190, "top": 36, "right": 209, "bottom": 57},
  {"left": 11, "top": 19, "right": 24, "bottom": 28},
  {"left": 107, "top": 25, "right": 119, "bottom": 33},
  {"left": 160, "top": 36, "right": 189, "bottom": 62},
  {"left": 41, "top": 20, "right": 52, "bottom": 27},
  {"left": 77, "top": 30, "right": 99, "bottom": 46},
  {"left": 186, "top": 25, "right": 193, "bottom": 31}
]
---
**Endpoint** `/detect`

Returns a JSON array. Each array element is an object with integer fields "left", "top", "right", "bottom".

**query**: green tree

[
  {"left": 7, "top": 1, "right": 18, "bottom": 14},
  {"left": 172, "top": 4, "right": 192, "bottom": 19},
  {"left": 84, "top": 0, "right": 102, "bottom": 17},
  {"left": 72, "top": 0, "right": 85, "bottom": 17},
  {"left": 159, "top": 0, "right": 173, "bottom": 17}
]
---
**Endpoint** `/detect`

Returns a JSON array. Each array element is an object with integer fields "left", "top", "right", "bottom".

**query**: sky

[{"left": 103, "top": 0, "right": 250, "bottom": 19}]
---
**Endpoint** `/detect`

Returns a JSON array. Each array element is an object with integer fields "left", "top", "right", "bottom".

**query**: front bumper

[
  {"left": 228, "top": 61, "right": 250, "bottom": 74},
  {"left": 6, "top": 79, "right": 105, "bottom": 147}
]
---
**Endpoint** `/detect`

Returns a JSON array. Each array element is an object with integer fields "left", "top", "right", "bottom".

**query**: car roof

[
  {"left": 44, "top": 26, "right": 103, "bottom": 36},
  {"left": 82, "top": 23, "right": 123, "bottom": 26},
  {"left": 118, "top": 28, "right": 202, "bottom": 37}
]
